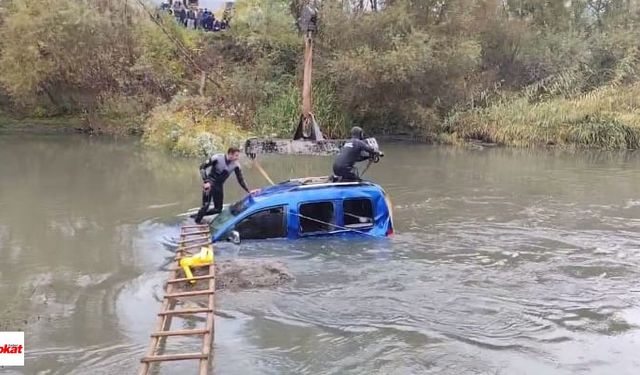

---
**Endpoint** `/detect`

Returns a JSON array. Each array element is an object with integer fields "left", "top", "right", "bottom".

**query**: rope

[
  {"left": 292, "top": 212, "right": 380, "bottom": 238},
  {"left": 360, "top": 159, "right": 374, "bottom": 177},
  {"left": 251, "top": 159, "right": 275, "bottom": 185}
]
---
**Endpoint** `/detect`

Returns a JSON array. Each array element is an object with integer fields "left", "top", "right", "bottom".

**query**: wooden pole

[
  {"left": 200, "top": 263, "right": 216, "bottom": 375},
  {"left": 302, "top": 33, "right": 314, "bottom": 119}
]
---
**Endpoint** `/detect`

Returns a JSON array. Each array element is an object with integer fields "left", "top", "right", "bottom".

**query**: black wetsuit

[
  {"left": 195, "top": 154, "right": 249, "bottom": 223},
  {"left": 332, "top": 138, "right": 378, "bottom": 181}
]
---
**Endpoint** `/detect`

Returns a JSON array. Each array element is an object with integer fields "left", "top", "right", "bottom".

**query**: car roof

[
  {"left": 237, "top": 177, "right": 385, "bottom": 211},
  {"left": 254, "top": 177, "right": 379, "bottom": 197}
]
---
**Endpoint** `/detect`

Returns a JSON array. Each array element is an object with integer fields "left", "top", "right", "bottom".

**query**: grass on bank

[
  {"left": 445, "top": 83, "right": 640, "bottom": 150},
  {"left": 0, "top": 110, "right": 86, "bottom": 132},
  {"left": 253, "top": 81, "right": 350, "bottom": 139}
]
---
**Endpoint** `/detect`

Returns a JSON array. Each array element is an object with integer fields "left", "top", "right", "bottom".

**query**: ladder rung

[
  {"left": 158, "top": 307, "right": 213, "bottom": 316},
  {"left": 171, "top": 263, "right": 212, "bottom": 271},
  {"left": 178, "top": 242, "right": 211, "bottom": 251},
  {"left": 165, "top": 289, "right": 215, "bottom": 299},
  {"left": 179, "top": 242, "right": 212, "bottom": 252},
  {"left": 181, "top": 230, "right": 210, "bottom": 236},
  {"left": 178, "top": 236, "right": 210, "bottom": 244},
  {"left": 181, "top": 224, "right": 209, "bottom": 229},
  {"left": 167, "top": 274, "right": 216, "bottom": 284},
  {"left": 174, "top": 252, "right": 198, "bottom": 260},
  {"left": 141, "top": 352, "right": 207, "bottom": 362},
  {"left": 150, "top": 328, "right": 209, "bottom": 337}
]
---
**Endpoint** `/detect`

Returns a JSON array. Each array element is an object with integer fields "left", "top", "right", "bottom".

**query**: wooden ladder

[{"left": 139, "top": 224, "right": 216, "bottom": 375}]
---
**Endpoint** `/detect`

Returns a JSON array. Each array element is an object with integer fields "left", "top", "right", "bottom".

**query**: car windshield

[{"left": 210, "top": 196, "right": 253, "bottom": 233}]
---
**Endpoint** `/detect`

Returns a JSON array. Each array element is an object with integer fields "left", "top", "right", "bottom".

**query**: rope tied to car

[
  {"left": 251, "top": 158, "right": 275, "bottom": 185},
  {"left": 291, "top": 212, "right": 381, "bottom": 238}
]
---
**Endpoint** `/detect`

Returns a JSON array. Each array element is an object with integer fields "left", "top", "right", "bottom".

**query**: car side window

[
  {"left": 235, "top": 206, "right": 286, "bottom": 240},
  {"left": 299, "top": 202, "right": 335, "bottom": 234},
  {"left": 343, "top": 198, "right": 374, "bottom": 229}
]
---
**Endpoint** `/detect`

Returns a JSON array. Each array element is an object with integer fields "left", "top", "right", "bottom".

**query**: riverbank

[
  {"left": 3, "top": 110, "right": 638, "bottom": 153},
  {"left": 0, "top": 112, "right": 86, "bottom": 133},
  {"left": 0, "top": 110, "right": 145, "bottom": 135},
  {"left": 2, "top": 1, "right": 640, "bottom": 152}
]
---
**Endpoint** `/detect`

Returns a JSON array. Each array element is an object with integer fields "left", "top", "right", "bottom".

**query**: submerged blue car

[{"left": 209, "top": 176, "right": 394, "bottom": 242}]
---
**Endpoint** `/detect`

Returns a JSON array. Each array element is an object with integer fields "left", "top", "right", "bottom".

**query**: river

[{"left": 1, "top": 133, "right": 639, "bottom": 374}]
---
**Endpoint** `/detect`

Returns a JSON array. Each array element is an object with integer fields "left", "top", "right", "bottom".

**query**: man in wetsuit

[
  {"left": 194, "top": 147, "right": 258, "bottom": 224},
  {"left": 332, "top": 126, "right": 382, "bottom": 181}
]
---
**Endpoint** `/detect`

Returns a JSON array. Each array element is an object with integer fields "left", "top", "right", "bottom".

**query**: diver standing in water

[
  {"left": 332, "top": 127, "right": 383, "bottom": 182},
  {"left": 194, "top": 147, "right": 258, "bottom": 224}
]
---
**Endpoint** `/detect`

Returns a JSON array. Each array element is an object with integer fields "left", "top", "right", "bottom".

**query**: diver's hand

[
  {"left": 249, "top": 188, "right": 261, "bottom": 195},
  {"left": 378, "top": 151, "right": 384, "bottom": 157}
]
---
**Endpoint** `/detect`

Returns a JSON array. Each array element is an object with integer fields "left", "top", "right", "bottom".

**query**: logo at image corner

[
  {"left": 0, "top": 331, "right": 24, "bottom": 367},
  {"left": 0, "top": 344, "right": 23, "bottom": 354}
]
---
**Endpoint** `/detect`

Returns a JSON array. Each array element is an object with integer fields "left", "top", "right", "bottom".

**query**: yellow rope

[{"left": 252, "top": 159, "right": 275, "bottom": 185}]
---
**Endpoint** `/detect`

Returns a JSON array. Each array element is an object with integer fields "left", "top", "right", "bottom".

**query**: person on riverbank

[
  {"left": 172, "top": 1, "right": 182, "bottom": 23},
  {"left": 332, "top": 127, "right": 382, "bottom": 182},
  {"left": 187, "top": 8, "right": 196, "bottom": 29},
  {"left": 179, "top": 6, "right": 187, "bottom": 26},
  {"left": 196, "top": 8, "right": 204, "bottom": 29},
  {"left": 194, "top": 147, "right": 260, "bottom": 224},
  {"left": 202, "top": 9, "right": 213, "bottom": 30}
]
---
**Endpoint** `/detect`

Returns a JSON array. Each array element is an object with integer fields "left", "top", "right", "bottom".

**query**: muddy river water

[{"left": 1, "top": 133, "right": 639, "bottom": 374}]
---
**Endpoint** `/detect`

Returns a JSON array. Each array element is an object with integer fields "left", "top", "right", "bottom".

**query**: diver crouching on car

[{"left": 332, "top": 126, "right": 383, "bottom": 182}]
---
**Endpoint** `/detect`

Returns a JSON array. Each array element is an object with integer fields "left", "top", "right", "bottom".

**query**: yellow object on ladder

[{"left": 180, "top": 247, "right": 214, "bottom": 284}]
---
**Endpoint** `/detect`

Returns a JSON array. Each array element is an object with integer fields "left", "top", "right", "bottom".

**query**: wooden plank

[
  {"left": 164, "top": 289, "right": 215, "bottom": 299},
  {"left": 174, "top": 252, "right": 195, "bottom": 261},
  {"left": 170, "top": 263, "right": 211, "bottom": 271},
  {"left": 173, "top": 250, "right": 193, "bottom": 260},
  {"left": 141, "top": 353, "right": 207, "bottom": 363},
  {"left": 174, "top": 253, "right": 198, "bottom": 261},
  {"left": 178, "top": 236, "right": 211, "bottom": 244},
  {"left": 166, "top": 274, "right": 216, "bottom": 284},
  {"left": 181, "top": 224, "right": 209, "bottom": 229},
  {"left": 177, "top": 241, "right": 210, "bottom": 249},
  {"left": 177, "top": 243, "right": 211, "bottom": 253},
  {"left": 200, "top": 262, "right": 216, "bottom": 375},
  {"left": 138, "top": 267, "right": 180, "bottom": 375},
  {"left": 158, "top": 308, "right": 213, "bottom": 316},
  {"left": 180, "top": 230, "right": 210, "bottom": 236},
  {"left": 150, "top": 328, "right": 209, "bottom": 337},
  {"left": 178, "top": 242, "right": 212, "bottom": 252}
]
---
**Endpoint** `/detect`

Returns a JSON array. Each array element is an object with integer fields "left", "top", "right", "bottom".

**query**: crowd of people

[{"left": 159, "top": 1, "right": 230, "bottom": 32}]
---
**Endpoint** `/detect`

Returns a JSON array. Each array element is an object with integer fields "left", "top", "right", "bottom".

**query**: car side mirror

[{"left": 227, "top": 230, "right": 241, "bottom": 245}]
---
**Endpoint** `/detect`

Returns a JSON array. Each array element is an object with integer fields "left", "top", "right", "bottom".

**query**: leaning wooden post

[{"left": 302, "top": 33, "right": 313, "bottom": 120}]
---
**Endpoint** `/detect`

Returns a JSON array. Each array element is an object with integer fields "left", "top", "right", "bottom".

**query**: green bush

[{"left": 143, "top": 95, "right": 248, "bottom": 157}]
